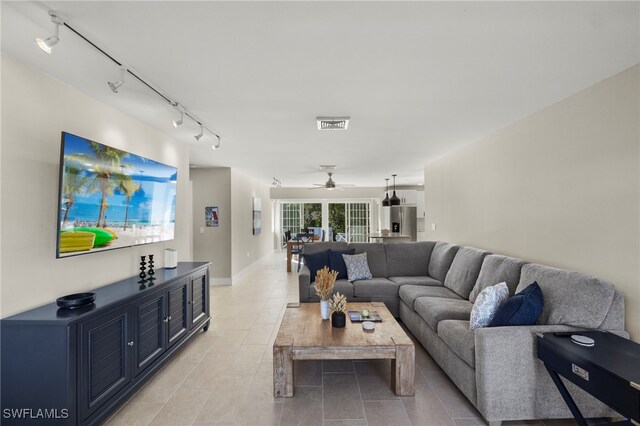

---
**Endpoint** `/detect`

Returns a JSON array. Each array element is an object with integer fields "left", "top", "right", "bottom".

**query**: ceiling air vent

[{"left": 316, "top": 117, "right": 350, "bottom": 130}]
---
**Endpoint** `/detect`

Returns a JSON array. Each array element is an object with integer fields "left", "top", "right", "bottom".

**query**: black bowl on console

[{"left": 56, "top": 292, "right": 96, "bottom": 309}]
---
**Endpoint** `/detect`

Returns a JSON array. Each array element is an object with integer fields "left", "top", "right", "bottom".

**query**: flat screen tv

[{"left": 56, "top": 132, "right": 177, "bottom": 258}]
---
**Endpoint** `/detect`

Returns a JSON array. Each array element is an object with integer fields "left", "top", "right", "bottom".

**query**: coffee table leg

[
  {"left": 391, "top": 345, "right": 415, "bottom": 396},
  {"left": 273, "top": 345, "right": 294, "bottom": 397}
]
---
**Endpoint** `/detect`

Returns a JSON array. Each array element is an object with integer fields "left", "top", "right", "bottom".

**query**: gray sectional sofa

[{"left": 298, "top": 241, "right": 627, "bottom": 424}]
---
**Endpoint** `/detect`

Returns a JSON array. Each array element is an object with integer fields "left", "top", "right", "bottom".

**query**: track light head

[
  {"left": 108, "top": 68, "right": 126, "bottom": 94},
  {"left": 194, "top": 125, "right": 204, "bottom": 141},
  {"left": 108, "top": 80, "right": 124, "bottom": 93},
  {"left": 172, "top": 111, "right": 184, "bottom": 128},
  {"left": 35, "top": 12, "right": 63, "bottom": 54},
  {"left": 211, "top": 135, "right": 221, "bottom": 150}
]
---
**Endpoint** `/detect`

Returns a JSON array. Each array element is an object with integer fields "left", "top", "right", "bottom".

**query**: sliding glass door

[{"left": 328, "top": 202, "right": 371, "bottom": 242}]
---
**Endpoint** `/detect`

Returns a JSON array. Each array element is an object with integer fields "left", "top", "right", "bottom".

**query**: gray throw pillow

[
  {"left": 469, "top": 282, "right": 509, "bottom": 331},
  {"left": 342, "top": 252, "right": 373, "bottom": 282}
]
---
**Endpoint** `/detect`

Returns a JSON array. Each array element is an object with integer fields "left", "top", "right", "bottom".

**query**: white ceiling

[{"left": 2, "top": 1, "right": 639, "bottom": 188}]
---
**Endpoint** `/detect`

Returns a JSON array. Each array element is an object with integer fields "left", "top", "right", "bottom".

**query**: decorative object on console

[
  {"left": 56, "top": 292, "right": 96, "bottom": 309},
  {"left": 314, "top": 266, "right": 338, "bottom": 320},
  {"left": 382, "top": 178, "right": 391, "bottom": 207},
  {"left": 147, "top": 254, "right": 155, "bottom": 283},
  {"left": 164, "top": 249, "right": 178, "bottom": 268},
  {"left": 330, "top": 292, "right": 347, "bottom": 328},
  {"left": 138, "top": 256, "right": 147, "bottom": 284},
  {"left": 390, "top": 174, "right": 401, "bottom": 206},
  {"left": 469, "top": 282, "right": 509, "bottom": 331}
]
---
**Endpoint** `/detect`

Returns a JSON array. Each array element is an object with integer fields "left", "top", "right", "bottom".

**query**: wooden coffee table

[{"left": 273, "top": 301, "right": 415, "bottom": 397}]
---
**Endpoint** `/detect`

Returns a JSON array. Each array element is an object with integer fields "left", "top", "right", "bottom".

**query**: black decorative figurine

[
  {"left": 147, "top": 254, "right": 156, "bottom": 284},
  {"left": 138, "top": 255, "right": 147, "bottom": 285}
]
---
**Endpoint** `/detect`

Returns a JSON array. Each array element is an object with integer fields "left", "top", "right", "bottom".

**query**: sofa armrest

[
  {"left": 474, "top": 324, "right": 583, "bottom": 421},
  {"left": 298, "top": 266, "right": 311, "bottom": 302}
]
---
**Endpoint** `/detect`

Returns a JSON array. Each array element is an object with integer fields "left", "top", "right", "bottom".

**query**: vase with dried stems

[
  {"left": 329, "top": 292, "right": 347, "bottom": 328},
  {"left": 314, "top": 266, "right": 338, "bottom": 320}
]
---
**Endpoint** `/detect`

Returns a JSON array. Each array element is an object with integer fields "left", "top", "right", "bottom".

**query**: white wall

[
  {"left": 425, "top": 65, "right": 640, "bottom": 340},
  {"left": 0, "top": 55, "right": 191, "bottom": 317},
  {"left": 231, "top": 170, "right": 273, "bottom": 276},
  {"left": 191, "top": 167, "right": 232, "bottom": 282}
]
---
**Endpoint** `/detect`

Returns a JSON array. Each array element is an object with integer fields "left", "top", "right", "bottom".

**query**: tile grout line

[{"left": 353, "top": 361, "right": 370, "bottom": 426}]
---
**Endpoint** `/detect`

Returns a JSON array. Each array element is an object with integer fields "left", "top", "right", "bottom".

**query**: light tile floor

[{"left": 105, "top": 253, "right": 585, "bottom": 426}]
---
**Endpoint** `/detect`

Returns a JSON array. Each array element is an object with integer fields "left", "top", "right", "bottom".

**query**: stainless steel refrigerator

[{"left": 390, "top": 206, "right": 417, "bottom": 241}]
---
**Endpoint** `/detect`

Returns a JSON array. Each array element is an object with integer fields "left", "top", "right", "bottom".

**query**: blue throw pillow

[
  {"left": 303, "top": 250, "right": 330, "bottom": 282},
  {"left": 329, "top": 249, "right": 355, "bottom": 280},
  {"left": 489, "top": 281, "right": 544, "bottom": 327}
]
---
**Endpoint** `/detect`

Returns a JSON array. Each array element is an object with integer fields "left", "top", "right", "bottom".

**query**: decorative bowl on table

[{"left": 56, "top": 292, "right": 96, "bottom": 309}]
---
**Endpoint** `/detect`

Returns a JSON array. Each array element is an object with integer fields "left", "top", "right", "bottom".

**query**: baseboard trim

[
  {"left": 231, "top": 252, "right": 273, "bottom": 284},
  {"left": 210, "top": 278, "right": 232, "bottom": 286}
]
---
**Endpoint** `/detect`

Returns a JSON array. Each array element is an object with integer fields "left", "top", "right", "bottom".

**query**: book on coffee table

[{"left": 348, "top": 310, "right": 382, "bottom": 322}]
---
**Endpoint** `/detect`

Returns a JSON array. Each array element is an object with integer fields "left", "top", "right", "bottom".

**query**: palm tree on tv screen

[
  {"left": 61, "top": 162, "right": 89, "bottom": 227},
  {"left": 114, "top": 172, "right": 140, "bottom": 230},
  {"left": 78, "top": 142, "right": 130, "bottom": 228}
]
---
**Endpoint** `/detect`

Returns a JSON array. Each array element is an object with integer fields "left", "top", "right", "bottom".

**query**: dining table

[{"left": 286, "top": 236, "right": 318, "bottom": 272}]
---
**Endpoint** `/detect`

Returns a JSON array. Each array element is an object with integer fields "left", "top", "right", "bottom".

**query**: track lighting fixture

[
  {"left": 172, "top": 111, "right": 184, "bottom": 128},
  {"left": 108, "top": 68, "right": 126, "bottom": 93},
  {"left": 194, "top": 125, "right": 204, "bottom": 141},
  {"left": 36, "top": 9, "right": 223, "bottom": 148},
  {"left": 35, "top": 11, "right": 63, "bottom": 54}
]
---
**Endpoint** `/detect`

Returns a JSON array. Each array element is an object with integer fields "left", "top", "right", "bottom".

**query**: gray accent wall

[{"left": 424, "top": 65, "right": 640, "bottom": 341}]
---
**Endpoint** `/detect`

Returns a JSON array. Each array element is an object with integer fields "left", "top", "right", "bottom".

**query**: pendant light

[
  {"left": 390, "top": 174, "right": 401, "bottom": 206},
  {"left": 382, "top": 178, "right": 391, "bottom": 207}
]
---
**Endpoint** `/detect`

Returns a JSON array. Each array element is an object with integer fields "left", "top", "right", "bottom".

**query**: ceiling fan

[{"left": 309, "top": 167, "right": 356, "bottom": 190}]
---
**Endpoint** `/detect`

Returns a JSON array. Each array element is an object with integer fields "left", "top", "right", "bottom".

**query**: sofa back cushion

[
  {"left": 428, "top": 242, "right": 459, "bottom": 283},
  {"left": 444, "top": 246, "right": 490, "bottom": 299},
  {"left": 303, "top": 241, "right": 348, "bottom": 255},
  {"left": 386, "top": 241, "right": 436, "bottom": 277},
  {"left": 349, "top": 243, "right": 388, "bottom": 278},
  {"left": 469, "top": 254, "right": 527, "bottom": 303},
  {"left": 518, "top": 263, "right": 616, "bottom": 329}
]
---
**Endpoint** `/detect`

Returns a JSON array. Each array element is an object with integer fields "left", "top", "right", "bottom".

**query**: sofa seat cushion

[
  {"left": 353, "top": 278, "right": 399, "bottom": 298},
  {"left": 518, "top": 263, "right": 615, "bottom": 329},
  {"left": 414, "top": 297, "right": 473, "bottom": 330},
  {"left": 399, "top": 285, "right": 462, "bottom": 310},
  {"left": 438, "top": 320, "right": 475, "bottom": 367},
  {"left": 444, "top": 246, "right": 491, "bottom": 299},
  {"left": 389, "top": 276, "right": 442, "bottom": 287},
  {"left": 309, "top": 279, "right": 354, "bottom": 301}
]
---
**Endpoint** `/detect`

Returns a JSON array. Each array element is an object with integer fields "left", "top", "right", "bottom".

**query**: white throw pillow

[
  {"left": 342, "top": 252, "right": 373, "bottom": 281},
  {"left": 469, "top": 282, "right": 509, "bottom": 331}
]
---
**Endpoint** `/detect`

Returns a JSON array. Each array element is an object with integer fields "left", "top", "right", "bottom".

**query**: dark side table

[{"left": 537, "top": 331, "right": 640, "bottom": 426}]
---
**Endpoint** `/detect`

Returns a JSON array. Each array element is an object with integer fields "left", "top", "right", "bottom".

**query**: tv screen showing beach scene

[{"left": 57, "top": 132, "right": 177, "bottom": 258}]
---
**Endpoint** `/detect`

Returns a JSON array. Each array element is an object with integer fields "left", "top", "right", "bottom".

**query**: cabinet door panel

[
  {"left": 190, "top": 270, "right": 208, "bottom": 329},
  {"left": 167, "top": 280, "right": 189, "bottom": 346},
  {"left": 133, "top": 291, "right": 167, "bottom": 376},
  {"left": 80, "top": 306, "right": 131, "bottom": 420}
]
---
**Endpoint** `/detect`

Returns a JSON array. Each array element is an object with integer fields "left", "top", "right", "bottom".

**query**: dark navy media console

[{"left": 1, "top": 262, "right": 211, "bottom": 425}]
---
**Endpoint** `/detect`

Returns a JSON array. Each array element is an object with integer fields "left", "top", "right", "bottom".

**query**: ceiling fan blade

[
  {"left": 307, "top": 186, "right": 326, "bottom": 190},
  {"left": 335, "top": 184, "right": 356, "bottom": 187}
]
